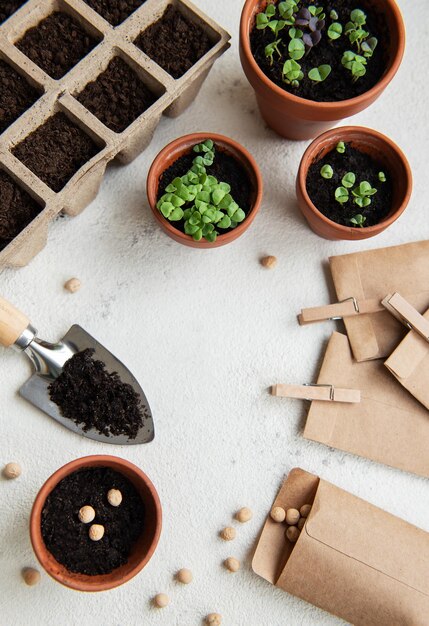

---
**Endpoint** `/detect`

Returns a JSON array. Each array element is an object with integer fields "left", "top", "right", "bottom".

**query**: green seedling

[
  {"left": 265, "top": 39, "right": 282, "bottom": 65},
  {"left": 288, "top": 37, "right": 305, "bottom": 60},
  {"left": 335, "top": 186, "right": 349, "bottom": 204},
  {"left": 342, "top": 172, "right": 356, "bottom": 188},
  {"left": 309, "top": 5, "right": 325, "bottom": 19},
  {"left": 320, "top": 164, "right": 334, "bottom": 179},
  {"left": 308, "top": 64, "right": 331, "bottom": 82},
  {"left": 345, "top": 9, "right": 369, "bottom": 52},
  {"left": 278, "top": 0, "right": 298, "bottom": 24},
  {"left": 282, "top": 59, "right": 304, "bottom": 86},
  {"left": 289, "top": 27, "right": 303, "bottom": 39},
  {"left": 330, "top": 9, "right": 338, "bottom": 20},
  {"left": 378, "top": 171, "right": 386, "bottom": 182},
  {"left": 349, "top": 214, "right": 366, "bottom": 227},
  {"left": 352, "top": 180, "right": 377, "bottom": 208},
  {"left": 327, "top": 22, "right": 342, "bottom": 40},
  {"left": 342, "top": 51, "right": 367, "bottom": 81},
  {"left": 336, "top": 141, "right": 346, "bottom": 154}
]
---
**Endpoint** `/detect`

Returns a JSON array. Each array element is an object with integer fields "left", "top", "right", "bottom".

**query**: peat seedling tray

[{"left": 0, "top": 0, "right": 230, "bottom": 268}]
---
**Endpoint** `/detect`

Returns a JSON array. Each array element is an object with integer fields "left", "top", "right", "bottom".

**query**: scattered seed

[
  {"left": 107, "top": 488, "right": 122, "bottom": 507},
  {"left": 78, "top": 505, "right": 95, "bottom": 524},
  {"left": 270, "top": 506, "right": 286, "bottom": 523},
  {"left": 64, "top": 277, "right": 81, "bottom": 293},
  {"left": 22, "top": 567, "right": 40, "bottom": 586},
  {"left": 88, "top": 524, "right": 104, "bottom": 541},
  {"left": 220, "top": 526, "right": 236, "bottom": 541},
  {"left": 300, "top": 504, "right": 312, "bottom": 518},
  {"left": 235, "top": 507, "right": 253, "bottom": 523},
  {"left": 285, "top": 526, "right": 300, "bottom": 543},
  {"left": 3, "top": 462, "right": 21, "bottom": 479},
  {"left": 176, "top": 568, "right": 193, "bottom": 584},
  {"left": 224, "top": 557, "right": 240, "bottom": 572},
  {"left": 154, "top": 593, "right": 169, "bottom": 608},
  {"left": 285, "top": 508, "right": 300, "bottom": 526},
  {"left": 261, "top": 255, "right": 277, "bottom": 269},
  {"left": 206, "top": 614, "right": 222, "bottom": 625},
  {"left": 298, "top": 517, "right": 306, "bottom": 530}
]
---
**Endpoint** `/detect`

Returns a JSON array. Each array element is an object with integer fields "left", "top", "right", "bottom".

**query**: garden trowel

[{"left": 0, "top": 295, "right": 154, "bottom": 444}]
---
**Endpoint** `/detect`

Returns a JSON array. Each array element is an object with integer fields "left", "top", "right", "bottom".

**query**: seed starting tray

[{"left": 0, "top": 0, "right": 230, "bottom": 268}]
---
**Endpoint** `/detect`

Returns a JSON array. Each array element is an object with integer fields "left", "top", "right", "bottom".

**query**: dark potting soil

[
  {"left": 48, "top": 348, "right": 146, "bottom": 439},
  {"left": 0, "top": 170, "right": 42, "bottom": 251},
  {"left": 306, "top": 143, "right": 393, "bottom": 226},
  {"left": 250, "top": 0, "right": 387, "bottom": 102},
  {"left": 12, "top": 112, "right": 100, "bottom": 193},
  {"left": 157, "top": 145, "right": 253, "bottom": 236},
  {"left": 0, "top": 0, "right": 28, "bottom": 25},
  {"left": 77, "top": 56, "right": 158, "bottom": 133},
  {"left": 16, "top": 11, "right": 99, "bottom": 80},
  {"left": 41, "top": 467, "right": 146, "bottom": 575},
  {"left": 0, "top": 60, "right": 41, "bottom": 134},
  {"left": 135, "top": 4, "right": 213, "bottom": 79},
  {"left": 83, "top": 0, "right": 147, "bottom": 27}
]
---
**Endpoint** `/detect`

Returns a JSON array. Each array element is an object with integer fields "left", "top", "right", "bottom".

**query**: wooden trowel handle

[{"left": 0, "top": 296, "right": 30, "bottom": 348}]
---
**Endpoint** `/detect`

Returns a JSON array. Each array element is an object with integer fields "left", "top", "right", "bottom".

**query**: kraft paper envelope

[
  {"left": 252, "top": 468, "right": 429, "bottom": 626},
  {"left": 329, "top": 240, "right": 429, "bottom": 362},
  {"left": 303, "top": 332, "right": 429, "bottom": 478},
  {"left": 385, "top": 308, "right": 429, "bottom": 410}
]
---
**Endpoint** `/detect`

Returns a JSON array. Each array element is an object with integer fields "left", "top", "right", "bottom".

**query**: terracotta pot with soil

[
  {"left": 296, "top": 126, "right": 412, "bottom": 240},
  {"left": 147, "top": 133, "right": 263, "bottom": 248},
  {"left": 239, "top": 0, "right": 405, "bottom": 140},
  {"left": 30, "top": 455, "right": 161, "bottom": 592}
]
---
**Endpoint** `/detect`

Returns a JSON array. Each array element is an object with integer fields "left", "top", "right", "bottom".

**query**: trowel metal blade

[{"left": 19, "top": 324, "right": 154, "bottom": 445}]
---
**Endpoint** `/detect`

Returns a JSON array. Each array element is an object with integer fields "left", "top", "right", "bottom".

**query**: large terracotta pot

[
  {"left": 239, "top": 0, "right": 406, "bottom": 140},
  {"left": 296, "top": 126, "right": 412, "bottom": 240},
  {"left": 147, "top": 133, "right": 263, "bottom": 248},
  {"left": 30, "top": 455, "right": 162, "bottom": 592}
]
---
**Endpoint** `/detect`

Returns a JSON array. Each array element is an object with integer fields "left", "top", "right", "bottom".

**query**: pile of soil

[
  {"left": 41, "top": 467, "right": 146, "bottom": 575},
  {"left": 306, "top": 143, "right": 393, "bottom": 226},
  {"left": 13, "top": 112, "right": 99, "bottom": 192},
  {"left": 77, "top": 56, "right": 158, "bottom": 133},
  {"left": 49, "top": 348, "right": 146, "bottom": 439},
  {"left": 250, "top": 0, "right": 386, "bottom": 102},
  {"left": 0, "top": 0, "right": 27, "bottom": 25},
  {"left": 16, "top": 11, "right": 99, "bottom": 79},
  {"left": 0, "top": 60, "right": 41, "bottom": 134},
  {"left": 83, "top": 0, "right": 147, "bottom": 27},
  {"left": 135, "top": 4, "right": 213, "bottom": 79},
  {"left": 0, "top": 170, "right": 42, "bottom": 251},
  {"left": 157, "top": 144, "right": 254, "bottom": 236}
]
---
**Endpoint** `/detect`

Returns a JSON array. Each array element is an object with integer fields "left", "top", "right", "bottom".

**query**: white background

[{"left": 1, "top": 1, "right": 428, "bottom": 624}]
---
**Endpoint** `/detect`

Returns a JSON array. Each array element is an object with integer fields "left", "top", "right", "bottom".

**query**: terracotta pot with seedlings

[
  {"left": 239, "top": 0, "right": 405, "bottom": 140},
  {"left": 296, "top": 126, "right": 412, "bottom": 240},
  {"left": 30, "top": 455, "right": 161, "bottom": 592},
  {"left": 147, "top": 133, "right": 263, "bottom": 248}
]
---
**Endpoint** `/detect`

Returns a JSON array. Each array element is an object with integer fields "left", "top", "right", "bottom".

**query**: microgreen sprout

[
  {"left": 157, "top": 140, "right": 246, "bottom": 243},
  {"left": 342, "top": 51, "right": 367, "bottom": 81},
  {"left": 320, "top": 164, "right": 334, "bottom": 179},
  {"left": 378, "top": 171, "right": 386, "bottom": 182},
  {"left": 282, "top": 59, "right": 303, "bottom": 86},
  {"left": 341, "top": 172, "right": 356, "bottom": 188},
  {"left": 344, "top": 9, "right": 369, "bottom": 52},
  {"left": 327, "top": 22, "right": 343, "bottom": 40},
  {"left": 352, "top": 180, "right": 377, "bottom": 207},
  {"left": 288, "top": 37, "right": 305, "bottom": 60},
  {"left": 308, "top": 64, "right": 331, "bottom": 82},
  {"left": 256, "top": 3, "right": 287, "bottom": 37},
  {"left": 335, "top": 187, "right": 349, "bottom": 204},
  {"left": 278, "top": 0, "right": 298, "bottom": 23},
  {"left": 330, "top": 9, "right": 338, "bottom": 20},
  {"left": 361, "top": 36, "right": 378, "bottom": 58},
  {"left": 349, "top": 214, "right": 366, "bottom": 227},
  {"left": 336, "top": 141, "right": 346, "bottom": 154},
  {"left": 265, "top": 39, "right": 282, "bottom": 65}
]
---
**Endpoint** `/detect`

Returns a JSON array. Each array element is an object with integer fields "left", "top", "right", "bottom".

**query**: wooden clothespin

[
  {"left": 271, "top": 383, "right": 361, "bottom": 404},
  {"left": 382, "top": 293, "right": 429, "bottom": 343},
  {"left": 298, "top": 296, "right": 384, "bottom": 325}
]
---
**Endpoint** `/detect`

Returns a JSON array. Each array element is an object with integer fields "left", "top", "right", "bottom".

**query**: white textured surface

[{"left": 1, "top": 1, "right": 428, "bottom": 625}]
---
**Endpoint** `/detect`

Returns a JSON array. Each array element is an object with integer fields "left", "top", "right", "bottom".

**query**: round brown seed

[
  {"left": 64, "top": 278, "right": 81, "bottom": 293},
  {"left": 285, "top": 526, "right": 300, "bottom": 543},
  {"left": 107, "top": 488, "right": 122, "bottom": 507},
  {"left": 261, "top": 255, "right": 277, "bottom": 269},
  {"left": 235, "top": 507, "right": 253, "bottom": 523},
  {"left": 224, "top": 557, "right": 240, "bottom": 572},
  {"left": 300, "top": 504, "right": 312, "bottom": 518},
  {"left": 176, "top": 568, "right": 193, "bottom": 584},
  {"left": 22, "top": 567, "right": 40, "bottom": 586},
  {"left": 285, "top": 508, "right": 300, "bottom": 525},
  {"left": 270, "top": 506, "right": 286, "bottom": 523},
  {"left": 3, "top": 462, "right": 21, "bottom": 479},
  {"left": 220, "top": 526, "right": 236, "bottom": 541},
  {"left": 78, "top": 505, "right": 95, "bottom": 524},
  {"left": 206, "top": 614, "right": 222, "bottom": 625},
  {"left": 298, "top": 517, "right": 306, "bottom": 530},
  {"left": 154, "top": 593, "right": 169, "bottom": 608},
  {"left": 88, "top": 524, "right": 104, "bottom": 541}
]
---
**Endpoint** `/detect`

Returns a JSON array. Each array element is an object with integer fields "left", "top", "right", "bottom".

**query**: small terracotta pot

[
  {"left": 147, "top": 133, "right": 263, "bottom": 248},
  {"left": 30, "top": 455, "right": 162, "bottom": 592},
  {"left": 296, "top": 126, "right": 412, "bottom": 240},
  {"left": 239, "top": 0, "right": 405, "bottom": 140}
]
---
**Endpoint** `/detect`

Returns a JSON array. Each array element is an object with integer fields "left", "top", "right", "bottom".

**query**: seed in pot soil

[
  {"left": 285, "top": 508, "right": 300, "bottom": 526},
  {"left": 300, "top": 504, "right": 312, "bottom": 518},
  {"left": 220, "top": 527, "right": 236, "bottom": 541},
  {"left": 0, "top": 60, "right": 41, "bottom": 134},
  {"left": 135, "top": 4, "right": 213, "bottom": 79},
  {"left": 206, "top": 614, "right": 222, "bottom": 626},
  {"left": 306, "top": 144, "right": 393, "bottom": 227},
  {"left": 153, "top": 593, "right": 169, "bottom": 608},
  {"left": 16, "top": 12, "right": 99, "bottom": 80},
  {"left": 78, "top": 505, "right": 96, "bottom": 524},
  {"left": 64, "top": 277, "right": 81, "bottom": 293},
  {"left": 224, "top": 557, "right": 240, "bottom": 573},
  {"left": 176, "top": 568, "right": 193, "bottom": 584},
  {"left": 83, "top": 0, "right": 148, "bottom": 27},
  {"left": 3, "top": 462, "right": 21, "bottom": 479},
  {"left": 12, "top": 112, "right": 100, "bottom": 193},
  {"left": 22, "top": 567, "right": 41, "bottom": 586},
  {"left": 77, "top": 56, "right": 158, "bottom": 133},
  {"left": 89, "top": 523, "right": 105, "bottom": 541},
  {"left": 0, "top": 1, "right": 27, "bottom": 25},
  {"left": 48, "top": 348, "right": 147, "bottom": 440},
  {"left": 286, "top": 526, "right": 300, "bottom": 543},
  {"left": 0, "top": 170, "right": 42, "bottom": 252},
  {"left": 235, "top": 507, "right": 253, "bottom": 523},
  {"left": 261, "top": 255, "right": 277, "bottom": 269},
  {"left": 41, "top": 467, "right": 145, "bottom": 575},
  {"left": 107, "top": 488, "right": 122, "bottom": 507},
  {"left": 270, "top": 506, "right": 286, "bottom": 523}
]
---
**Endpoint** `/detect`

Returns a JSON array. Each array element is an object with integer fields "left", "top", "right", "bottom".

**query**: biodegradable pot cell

[
  {"left": 239, "top": 0, "right": 405, "bottom": 140},
  {"left": 30, "top": 455, "right": 161, "bottom": 592},
  {"left": 296, "top": 126, "right": 412, "bottom": 240},
  {"left": 147, "top": 133, "right": 263, "bottom": 248}
]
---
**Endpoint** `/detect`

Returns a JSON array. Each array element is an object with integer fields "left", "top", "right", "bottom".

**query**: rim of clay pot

[
  {"left": 297, "top": 125, "right": 412, "bottom": 236},
  {"left": 240, "top": 0, "right": 405, "bottom": 112},
  {"left": 30, "top": 455, "right": 162, "bottom": 592},
  {"left": 147, "top": 133, "right": 263, "bottom": 248}
]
